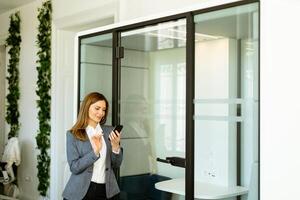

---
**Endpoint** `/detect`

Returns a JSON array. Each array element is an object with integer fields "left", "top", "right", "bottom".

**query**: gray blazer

[{"left": 62, "top": 125, "right": 123, "bottom": 200}]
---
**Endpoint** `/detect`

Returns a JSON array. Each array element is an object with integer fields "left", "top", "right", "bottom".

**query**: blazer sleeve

[
  {"left": 111, "top": 147, "right": 123, "bottom": 168},
  {"left": 66, "top": 131, "right": 99, "bottom": 175}
]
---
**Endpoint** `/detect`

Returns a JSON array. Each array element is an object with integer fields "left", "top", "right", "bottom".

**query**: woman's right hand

[{"left": 91, "top": 133, "right": 102, "bottom": 156}]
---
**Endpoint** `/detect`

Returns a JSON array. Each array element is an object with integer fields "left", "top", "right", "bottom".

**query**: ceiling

[
  {"left": 82, "top": 13, "right": 253, "bottom": 52},
  {"left": 0, "top": 0, "right": 36, "bottom": 15}
]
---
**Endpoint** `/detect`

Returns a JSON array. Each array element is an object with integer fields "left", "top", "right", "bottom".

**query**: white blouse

[{"left": 86, "top": 124, "right": 107, "bottom": 183}]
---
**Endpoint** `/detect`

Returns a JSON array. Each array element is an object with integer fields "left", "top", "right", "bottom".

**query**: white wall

[
  {"left": 0, "top": 1, "right": 42, "bottom": 200},
  {"left": 50, "top": 29, "right": 76, "bottom": 200},
  {"left": 52, "top": 0, "right": 118, "bottom": 30},
  {"left": 53, "top": 0, "right": 117, "bottom": 21},
  {"left": 260, "top": 0, "right": 300, "bottom": 200},
  {"left": 119, "top": 0, "right": 211, "bottom": 21},
  {"left": 0, "top": 45, "right": 5, "bottom": 156}
]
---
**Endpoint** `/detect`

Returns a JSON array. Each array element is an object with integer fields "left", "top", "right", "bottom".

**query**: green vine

[
  {"left": 35, "top": 0, "right": 52, "bottom": 196},
  {"left": 5, "top": 11, "right": 21, "bottom": 139}
]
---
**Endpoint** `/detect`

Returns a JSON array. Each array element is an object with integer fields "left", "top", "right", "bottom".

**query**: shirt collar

[{"left": 86, "top": 123, "right": 103, "bottom": 137}]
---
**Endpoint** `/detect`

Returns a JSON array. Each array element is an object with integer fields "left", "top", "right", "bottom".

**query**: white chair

[{"left": 0, "top": 137, "right": 20, "bottom": 200}]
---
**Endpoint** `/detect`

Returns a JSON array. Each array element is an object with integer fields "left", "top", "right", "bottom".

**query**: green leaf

[
  {"left": 35, "top": 0, "right": 52, "bottom": 196},
  {"left": 5, "top": 11, "right": 21, "bottom": 139}
]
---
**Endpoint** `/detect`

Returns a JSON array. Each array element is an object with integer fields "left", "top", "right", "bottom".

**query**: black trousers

[
  {"left": 83, "top": 182, "right": 107, "bottom": 200},
  {"left": 63, "top": 182, "right": 107, "bottom": 200}
]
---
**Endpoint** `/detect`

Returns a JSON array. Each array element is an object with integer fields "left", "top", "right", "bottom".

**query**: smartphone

[
  {"left": 109, "top": 125, "right": 123, "bottom": 141},
  {"left": 113, "top": 125, "right": 123, "bottom": 133}
]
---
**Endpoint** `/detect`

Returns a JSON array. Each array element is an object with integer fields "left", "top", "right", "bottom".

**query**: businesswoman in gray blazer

[{"left": 63, "top": 92, "right": 123, "bottom": 200}]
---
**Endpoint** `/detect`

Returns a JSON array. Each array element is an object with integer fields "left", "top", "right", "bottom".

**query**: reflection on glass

[
  {"left": 80, "top": 34, "right": 113, "bottom": 125},
  {"left": 194, "top": 3, "right": 258, "bottom": 200},
  {"left": 119, "top": 19, "right": 186, "bottom": 200}
]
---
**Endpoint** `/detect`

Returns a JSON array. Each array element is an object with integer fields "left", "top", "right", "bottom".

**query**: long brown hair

[{"left": 70, "top": 92, "right": 109, "bottom": 141}]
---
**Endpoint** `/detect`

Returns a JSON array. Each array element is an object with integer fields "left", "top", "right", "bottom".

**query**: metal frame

[
  {"left": 112, "top": 31, "right": 121, "bottom": 126},
  {"left": 77, "top": 38, "right": 81, "bottom": 113},
  {"left": 185, "top": 12, "right": 195, "bottom": 200},
  {"left": 77, "top": 0, "right": 260, "bottom": 199}
]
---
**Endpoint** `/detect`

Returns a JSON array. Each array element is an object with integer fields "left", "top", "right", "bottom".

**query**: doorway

[{"left": 119, "top": 19, "right": 187, "bottom": 200}]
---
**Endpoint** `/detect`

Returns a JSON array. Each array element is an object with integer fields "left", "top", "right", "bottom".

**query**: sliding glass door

[
  {"left": 77, "top": 2, "right": 259, "bottom": 200},
  {"left": 119, "top": 19, "right": 186, "bottom": 200},
  {"left": 194, "top": 2, "right": 259, "bottom": 200},
  {"left": 79, "top": 33, "right": 113, "bottom": 124}
]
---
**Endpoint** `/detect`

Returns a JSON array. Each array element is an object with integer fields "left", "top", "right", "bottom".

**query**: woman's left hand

[{"left": 109, "top": 130, "right": 121, "bottom": 152}]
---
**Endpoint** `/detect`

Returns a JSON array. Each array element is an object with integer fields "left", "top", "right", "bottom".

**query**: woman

[{"left": 62, "top": 92, "right": 123, "bottom": 200}]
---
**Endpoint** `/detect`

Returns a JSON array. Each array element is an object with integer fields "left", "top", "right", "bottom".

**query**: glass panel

[
  {"left": 80, "top": 34, "right": 113, "bottom": 125},
  {"left": 194, "top": 3, "right": 259, "bottom": 200},
  {"left": 119, "top": 19, "right": 186, "bottom": 200}
]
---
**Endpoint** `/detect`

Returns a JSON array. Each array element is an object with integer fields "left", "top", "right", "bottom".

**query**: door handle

[{"left": 156, "top": 157, "right": 186, "bottom": 168}]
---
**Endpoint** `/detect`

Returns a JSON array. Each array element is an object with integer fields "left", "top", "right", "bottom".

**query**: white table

[{"left": 155, "top": 178, "right": 248, "bottom": 199}]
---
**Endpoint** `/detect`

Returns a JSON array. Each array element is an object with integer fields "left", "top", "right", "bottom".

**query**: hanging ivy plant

[
  {"left": 35, "top": 0, "right": 52, "bottom": 197},
  {"left": 5, "top": 11, "right": 21, "bottom": 139}
]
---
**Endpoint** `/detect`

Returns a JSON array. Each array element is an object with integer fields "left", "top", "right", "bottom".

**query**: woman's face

[{"left": 88, "top": 100, "right": 106, "bottom": 126}]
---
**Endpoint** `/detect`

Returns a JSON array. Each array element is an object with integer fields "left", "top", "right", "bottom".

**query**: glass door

[
  {"left": 118, "top": 19, "right": 187, "bottom": 200},
  {"left": 79, "top": 33, "right": 113, "bottom": 124},
  {"left": 77, "top": 2, "right": 259, "bottom": 199},
  {"left": 194, "top": 3, "right": 259, "bottom": 200}
]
